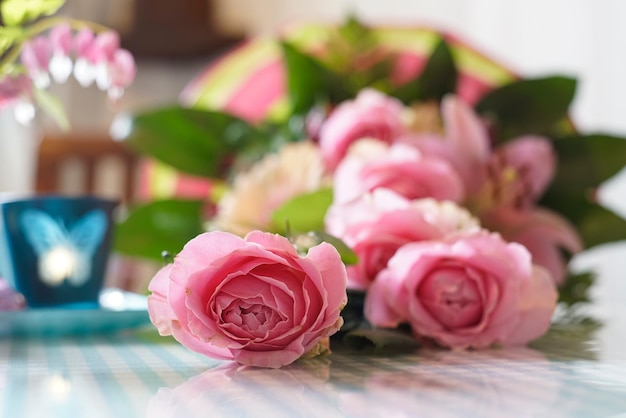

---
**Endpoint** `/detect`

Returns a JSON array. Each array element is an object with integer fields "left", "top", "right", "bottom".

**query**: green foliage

[
  {"left": 558, "top": 271, "right": 596, "bottom": 306},
  {"left": 114, "top": 199, "right": 205, "bottom": 261},
  {"left": 475, "top": 76, "right": 577, "bottom": 141},
  {"left": 541, "top": 134, "right": 626, "bottom": 248},
  {"left": 1, "top": 0, "right": 65, "bottom": 26},
  {"left": 120, "top": 106, "right": 265, "bottom": 178},
  {"left": 310, "top": 231, "right": 359, "bottom": 266},
  {"left": 271, "top": 188, "right": 333, "bottom": 234},
  {"left": 281, "top": 42, "right": 350, "bottom": 114},
  {"left": 393, "top": 38, "right": 457, "bottom": 103},
  {"left": 550, "top": 134, "right": 626, "bottom": 195},
  {"left": 342, "top": 328, "right": 421, "bottom": 353}
]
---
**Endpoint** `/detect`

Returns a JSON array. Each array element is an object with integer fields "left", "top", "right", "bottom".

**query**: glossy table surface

[{"left": 1, "top": 245, "right": 625, "bottom": 418}]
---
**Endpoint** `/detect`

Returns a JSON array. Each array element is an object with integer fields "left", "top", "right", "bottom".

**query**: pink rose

[
  {"left": 326, "top": 189, "right": 479, "bottom": 290},
  {"left": 332, "top": 139, "right": 465, "bottom": 204},
  {"left": 147, "top": 230, "right": 347, "bottom": 368},
  {"left": 366, "top": 231, "right": 557, "bottom": 348},
  {"left": 481, "top": 207, "right": 583, "bottom": 285},
  {"left": 319, "top": 89, "right": 406, "bottom": 170},
  {"left": 400, "top": 95, "right": 491, "bottom": 196},
  {"left": 493, "top": 136, "right": 556, "bottom": 205}
]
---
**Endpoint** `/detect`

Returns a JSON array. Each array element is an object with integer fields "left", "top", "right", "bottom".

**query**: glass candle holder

[{"left": 0, "top": 195, "right": 117, "bottom": 308}]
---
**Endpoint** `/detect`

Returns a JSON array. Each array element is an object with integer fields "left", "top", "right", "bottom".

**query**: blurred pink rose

[
  {"left": 326, "top": 189, "right": 479, "bottom": 289},
  {"left": 147, "top": 230, "right": 347, "bottom": 368},
  {"left": 481, "top": 207, "right": 583, "bottom": 285},
  {"left": 319, "top": 89, "right": 406, "bottom": 170},
  {"left": 366, "top": 231, "right": 557, "bottom": 348},
  {"left": 474, "top": 136, "right": 556, "bottom": 212},
  {"left": 332, "top": 139, "right": 465, "bottom": 204},
  {"left": 400, "top": 95, "right": 491, "bottom": 197}
]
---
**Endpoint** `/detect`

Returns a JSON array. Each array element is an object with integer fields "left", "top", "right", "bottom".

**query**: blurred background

[
  {"left": 0, "top": 0, "right": 624, "bottom": 313},
  {"left": 2, "top": 0, "right": 626, "bottom": 208}
]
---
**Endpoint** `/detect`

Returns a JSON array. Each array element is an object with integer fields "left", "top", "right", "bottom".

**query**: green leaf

[
  {"left": 558, "top": 270, "right": 595, "bottom": 306},
  {"left": 475, "top": 76, "right": 577, "bottom": 141},
  {"left": 271, "top": 188, "right": 333, "bottom": 234},
  {"left": 119, "top": 106, "right": 263, "bottom": 178},
  {"left": 114, "top": 199, "right": 205, "bottom": 261},
  {"left": 1, "top": 0, "right": 66, "bottom": 26},
  {"left": 291, "top": 231, "right": 358, "bottom": 266},
  {"left": 338, "top": 15, "right": 372, "bottom": 47},
  {"left": 550, "top": 134, "right": 626, "bottom": 196},
  {"left": 393, "top": 38, "right": 458, "bottom": 103},
  {"left": 540, "top": 192, "right": 626, "bottom": 248},
  {"left": 343, "top": 328, "right": 420, "bottom": 353},
  {"left": 33, "top": 88, "right": 70, "bottom": 131},
  {"left": 312, "top": 231, "right": 358, "bottom": 265},
  {"left": 281, "top": 42, "right": 350, "bottom": 114}
]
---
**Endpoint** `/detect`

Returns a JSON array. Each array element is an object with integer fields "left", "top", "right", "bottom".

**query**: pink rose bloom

[
  {"left": 495, "top": 136, "right": 555, "bottom": 204},
  {"left": 481, "top": 207, "right": 583, "bottom": 285},
  {"left": 474, "top": 136, "right": 556, "bottom": 212},
  {"left": 400, "top": 95, "right": 491, "bottom": 196},
  {"left": 147, "top": 230, "right": 347, "bottom": 368},
  {"left": 319, "top": 89, "right": 406, "bottom": 170},
  {"left": 333, "top": 138, "right": 465, "bottom": 204},
  {"left": 326, "top": 189, "right": 479, "bottom": 290},
  {"left": 366, "top": 231, "right": 557, "bottom": 348}
]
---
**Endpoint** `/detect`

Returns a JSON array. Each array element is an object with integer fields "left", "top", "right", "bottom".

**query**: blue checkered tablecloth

[
  {"left": 1, "top": 320, "right": 626, "bottom": 418},
  {"left": 1, "top": 246, "right": 625, "bottom": 418}
]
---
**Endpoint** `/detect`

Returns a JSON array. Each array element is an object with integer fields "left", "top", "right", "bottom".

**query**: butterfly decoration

[{"left": 19, "top": 209, "right": 108, "bottom": 287}]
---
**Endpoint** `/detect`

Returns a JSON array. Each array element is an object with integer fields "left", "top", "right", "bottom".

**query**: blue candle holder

[{"left": 0, "top": 195, "right": 117, "bottom": 308}]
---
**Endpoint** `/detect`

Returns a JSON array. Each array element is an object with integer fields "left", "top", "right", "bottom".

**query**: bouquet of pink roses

[{"left": 115, "top": 19, "right": 626, "bottom": 368}]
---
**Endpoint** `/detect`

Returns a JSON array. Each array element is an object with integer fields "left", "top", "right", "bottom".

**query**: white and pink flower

[{"left": 326, "top": 189, "right": 479, "bottom": 289}]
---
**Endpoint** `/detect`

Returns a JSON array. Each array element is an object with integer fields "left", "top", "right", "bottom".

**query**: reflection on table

[{"left": 1, "top": 244, "right": 625, "bottom": 418}]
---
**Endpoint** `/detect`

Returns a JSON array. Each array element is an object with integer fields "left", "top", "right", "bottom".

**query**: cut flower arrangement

[{"left": 114, "top": 19, "right": 626, "bottom": 368}]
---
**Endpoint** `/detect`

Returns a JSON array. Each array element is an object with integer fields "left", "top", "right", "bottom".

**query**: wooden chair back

[{"left": 35, "top": 134, "right": 139, "bottom": 205}]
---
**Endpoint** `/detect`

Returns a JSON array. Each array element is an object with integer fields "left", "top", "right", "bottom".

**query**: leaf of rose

[
  {"left": 392, "top": 37, "right": 458, "bottom": 104},
  {"left": 114, "top": 199, "right": 205, "bottom": 261},
  {"left": 343, "top": 328, "right": 421, "bottom": 354},
  {"left": 540, "top": 193, "right": 626, "bottom": 249},
  {"left": 549, "top": 134, "right": 626, "bottom": 196},
  {"left": 271, "top": 188, "right": 333, "bottom": 234},
  {"left": 475, "top": 76, "right": 577, "bottom": 141},
  {"left": 281, "top": 42, "right": 351, "bottom": 114},
  {"left": 118, "top": 106, "right": 264, "bottom": 178},
  {"left": 558, "top": 270, "right": 595, "bottom": 306},
  {"left": 311, "top": 231, "right": 358, "bottom": 266}
]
